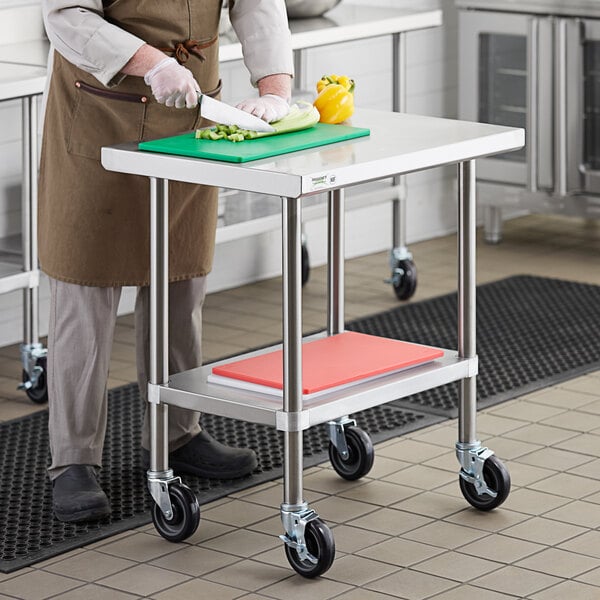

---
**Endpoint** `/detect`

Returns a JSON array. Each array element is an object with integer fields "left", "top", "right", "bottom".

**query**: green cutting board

[{"left": 138, "top": 123, "right": 370, "bottom": 163}]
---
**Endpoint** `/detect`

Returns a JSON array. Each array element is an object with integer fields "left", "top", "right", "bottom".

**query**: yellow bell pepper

[
  {"left": 313, "top": 82, "right": 355, "bottom": 124},
  {"left": 316, "top": 74, "right": 354, "bottom": 94}
]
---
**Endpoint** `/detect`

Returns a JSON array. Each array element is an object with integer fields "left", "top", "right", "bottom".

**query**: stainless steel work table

[
  {"left": 0, "top": 61, "right": 48, "bottom": 403},
  {"left": 102, "top": 108, "right": 524, "bottom": 576},
  {"left": 219, "top": 3, "right": 443, "bottom": 297}
]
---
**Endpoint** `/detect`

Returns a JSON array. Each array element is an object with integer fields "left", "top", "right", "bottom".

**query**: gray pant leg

[
  {"left": 47, "top": 278, "right": 121, "bottom": 478},
  {"left": 137, "top": 277, "right": 206, "bottom": 451}
]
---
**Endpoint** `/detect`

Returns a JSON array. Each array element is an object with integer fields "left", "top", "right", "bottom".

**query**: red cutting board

[
  {"left": 210, "top": 331, "right": 444, "bottom": 395},
  {"left": 138, "top": 123, "right": 370, "bottom": 163}
]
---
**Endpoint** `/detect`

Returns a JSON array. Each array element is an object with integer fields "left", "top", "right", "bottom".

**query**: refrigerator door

[{"left": 458, "top": 10, "right": 553, "bottom": 189}]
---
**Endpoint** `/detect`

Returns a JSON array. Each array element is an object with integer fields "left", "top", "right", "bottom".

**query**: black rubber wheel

[
  {"left": 459, "top": 455, "right": 511, "bottom": 511},
  {"left": 22, "top": 356, "right": 48, "bottom": 404},
  {"left": 328, "top": 426, "right": 374, "bottom": 481},
  {"left": 152, "top": 483, "right": 200, "bottom": 542},
  {"left": 301, "top": 243, "right": 310, "bottom": 286},
  {"left": 392, "top": 259, "right": 417, "bottom": 301},
  {"left": 284, "top": 518, "right": 335, "bottom": 578}
]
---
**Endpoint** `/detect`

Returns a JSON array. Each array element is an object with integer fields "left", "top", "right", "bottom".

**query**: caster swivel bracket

[
  {"left": 147, "top": 470, "right": 181, "bottom": 520},
  {"left": 327, "top": 417, "right": 356, "bottom": 460},
  {"left": 280, "top": 503, "right": 319, "bottom": 564},
  {"left": 456, "top": 442, "right": 497, "bottom": 498}
]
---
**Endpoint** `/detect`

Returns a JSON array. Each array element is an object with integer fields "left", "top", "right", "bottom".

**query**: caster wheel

[
  {"left": 302, "top": 244, "right": 310, "bottom": 286},
  {"left": 392, "top": 259, "right": 417, "bottom": 301},
  {"left": 22, "top": 356, "right": 48, "bottom": 404},
  {"left": 328, "top": 426, "right": 374, "bottom": 481},
  {"left": 152, "top": 483, "right": 200, "bottom": 542},
  {"left": 284, "top": 518, "right": 335, "bottom": 578},
  {"left": 459, "top": 454, "right": 511, "bottom": 511}
]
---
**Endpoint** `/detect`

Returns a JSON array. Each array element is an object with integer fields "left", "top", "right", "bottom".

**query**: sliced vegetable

[{"left": 195, "top": 101, "right": 320, "bottom": 142}]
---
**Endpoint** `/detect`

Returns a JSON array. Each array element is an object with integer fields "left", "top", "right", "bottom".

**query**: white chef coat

[{"left": 41, "top": 0, "right": 294, "bottom": 87}]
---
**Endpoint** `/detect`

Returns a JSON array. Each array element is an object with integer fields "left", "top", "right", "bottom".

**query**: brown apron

[{"left": 38, "top": 0, "right": 223, "bottom": 286}]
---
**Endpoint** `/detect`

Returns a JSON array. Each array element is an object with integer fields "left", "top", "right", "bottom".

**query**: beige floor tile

[
  {"left": 558, "top": 377, "right": 600, "bottom": 397},
  {"left": 333, "top": 589, "right": 406, "bottom": 600},
  {"left": 470, "top": 565, "right": 562, "bottom": 597},
  {"left": 229, "top": 483, "right": 324, "bottom": 508},
  {"left": 150, "top": 578, "right": 245, "bottom": 600},
  {"left": 422, "top": 451, "right": 460, "bottom": 474},
  {"left": 321, "top": 554, "right": 399, "bottom": 586},
  {"left": 514, "top": 446, "right": 593, "bottom": 472},
  {"left": 338, "top": 479, "right": 421, "bottom": 506},
  {"left": 411, "top": 425, "right": 458, "bottom": 448},
  {"left": 91, "top": 532, "right": 179, "bottom": 562},
  {"left": 181, "top": 519, "right": 236, "bottom": 545},
  {"left": 351, "top": 507, "right": 433, "bottom": 536},
  {"left": 444, "top": 508, "right": 530, "bottom": 533},
  {"left": 376, "top": 439, "right": 448, "bottom": 463},
  {"left": 503, "top": 488, "right": 571, "bottom": 516},
  {"left": 149, "top": 545, "right": 241, "bottom": 576},
  {"left": 502, "top": 423, "right": 578, "bottom": 446},
  {"left": 0, "top": 570, "right": 82, "bottom": 600},
  {"left": 259, "top": 573, "right": 352, "bottom": 600},
  {"left": 476, "top": 414, "right": 530, "bottom": 437},
  {"left": 501, "top": 516, "right": 586, "bottom": 546},
  {"left": 311, "top": 496, "right": 379, "bottom": 524},
  {"left": 250, "top": 546, "right": 293, "bottom": 570},
  {"left": 364, "top": 568, "right": 458, "bottom": 600},
  {"left": 576, "top": 565, "right": 600, "bottom": 587},
  {"left": 515, "top": 547, "right": 600, "bottom": 578},
  {"left": 391, "top": 492, "right": 474, "bottom": 520},
  {"left": 367, "top": 455, "right": 413, "bottom": 479},
  {"left": 357, "top": 537, "right": 445, "bottom": 568},
  {"left": 526, "top": 386, "right": 599, "bottom": 409},
  {"left": 381, "top": 464, "right": 457, "bottom": 492},
  {"left": 302, "top": 468, "right": 368, "bottom": 495},
  {"left": 329, "top": 523, "right": 390, "bottom": 554},
  {"left": 577, "top": 398, "right": 600, "bottom": 415},
  {"left": 528, "top": 580, "right": 600, "bottom": 600},
  {"left": 197, "top": 529, "right": 280, "bottom": 558},
  {"left": 402, "top": 520, "right": 488, "bottom": 550},
  {"left": 42, "top": 549, "right": 137, "bottom": 582},
  {"left": 503, "top": 461, "right": 556, "bottom": 488},
  {"left": 488, "top": 401, "right": 565, "bottom": 424},
  {"left": 568, "top": 457, "right": 600, "bottom": 480},
  {"left": 554, "top": 432, "right": 600, "bottom": 457},
  {"left": 202, "top": 558, "right": 292, "bottom": 593},
  {"left": 201, "top": 499, "right": 275, "bottom": 528},
  {"left": 528, "top": 472, "right": 600, "bottom": 499},
  {"left": 457, "top": 533, "right": 544, "bottom": 564},
  {"left": 477, "top": 436, "right": 544, "bottom": 461},
  {"left": 428, "top": 584, "right": 519, "bottom": 599},
  {"left": 412, "top": 550, "right": 502, "bottom": 582},
  {"left": 49, "top": 584, "right": 142, "bottom": 599},
  {"left": 558, "top": 530, "right": 600, "bottom": 558},
  {"left": 97, "top": 564, "right": 190, "bottom": 596},
  {"left": 542, "top": 500, "right": 600, "bottom": 528},
  {"left": 540, "top": 410, "right": 600, "bottom": 432}
]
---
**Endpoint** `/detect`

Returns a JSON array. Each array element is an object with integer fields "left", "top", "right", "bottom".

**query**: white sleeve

[
  {"left": 229, "top": 0, "right": 294, "bottom": 87},
  {"left": 42, "top": 0, "right": 146, "bottom": 87}
]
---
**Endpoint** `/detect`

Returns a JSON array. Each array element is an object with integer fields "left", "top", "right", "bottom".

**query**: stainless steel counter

[
  {"left": 0, "top": 62, "right": 46, "bottom": 100},
  {"left": 456, "top": 0, "right": 600, "bottom": 18}
]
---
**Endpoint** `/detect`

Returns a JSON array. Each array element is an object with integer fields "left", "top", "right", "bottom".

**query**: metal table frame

[
  {"left": 0, "top": 63, "right": 48, "bottom": 400},
  {"left": 102, "top": 108, "right": 524, "bottom": 575}
]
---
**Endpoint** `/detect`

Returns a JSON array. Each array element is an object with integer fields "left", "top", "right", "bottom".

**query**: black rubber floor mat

[
  {"left": 0, "top": 389, "right": 441, "bottom": 573},
  {"left": 348, "top": 275, "right": 600, "bottom": 417},
  {"left": 2, "top": 274, "right": 598, "bottom": 572}
]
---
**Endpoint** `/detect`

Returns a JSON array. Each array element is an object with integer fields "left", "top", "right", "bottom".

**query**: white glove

[
  {"left": 236, "top": 94, "right": 290, "bottom": 123},
  {"left": 144, "top": 57, "right": 200, "bottom": 109}
]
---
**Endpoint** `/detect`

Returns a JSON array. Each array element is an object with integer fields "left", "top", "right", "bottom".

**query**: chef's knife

[{"left": 198, "top": 94, "right": 275, "bottom": 133}]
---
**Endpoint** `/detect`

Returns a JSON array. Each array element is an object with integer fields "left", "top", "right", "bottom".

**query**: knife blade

[{"left": 199, "top": 94, "right": 275, "bottom": 133}]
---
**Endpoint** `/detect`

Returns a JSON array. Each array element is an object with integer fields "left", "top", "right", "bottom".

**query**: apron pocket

[{"left": 67, "top": 80, "right": 148, "bottom": 161}]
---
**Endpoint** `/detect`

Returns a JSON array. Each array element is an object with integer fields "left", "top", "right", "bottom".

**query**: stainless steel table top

[
  {"left": 0, "top": 62, "right": 46, "bottom": 101},
  {"left": 220, "top": 3, "right": 442, "bottom": 62},
  {"left": 456, "top": 0, "right": 600, "bottom": 18},
  {"left": 101, "top": 108, "right": 524, "bottom": 199}
]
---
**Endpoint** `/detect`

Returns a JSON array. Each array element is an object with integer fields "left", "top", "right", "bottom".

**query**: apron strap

[{"left": 157, "top": 36, "right": 218, "bottom": 64}]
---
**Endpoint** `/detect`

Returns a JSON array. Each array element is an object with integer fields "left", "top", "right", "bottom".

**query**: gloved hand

[
  {"left": 144, "top": 57, "right": 200, "bottom": 109},
  {"left": 236, "top": 94, "right": 290, "bottom": 123}
]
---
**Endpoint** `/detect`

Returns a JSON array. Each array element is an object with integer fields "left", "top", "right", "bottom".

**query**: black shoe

[
  {"left": 142, "top": 431, "right": 258, "bottom": 480},
  {"left": 52, "top": 465, "right": 110, "bottom": 523}
]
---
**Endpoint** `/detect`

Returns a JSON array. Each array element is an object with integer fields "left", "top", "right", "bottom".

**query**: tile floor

[{"left": 0, "top": 214, "right": 600, "bottom": 599}]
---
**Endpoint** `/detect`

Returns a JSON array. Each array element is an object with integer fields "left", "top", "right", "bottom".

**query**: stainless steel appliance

[{"left": 457, "top": 0, "right": 600, "bottom": 242}]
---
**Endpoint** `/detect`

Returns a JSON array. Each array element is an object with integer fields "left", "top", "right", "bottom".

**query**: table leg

[{"left": 327, "top": 189, "right": 345, "bottom": 336}]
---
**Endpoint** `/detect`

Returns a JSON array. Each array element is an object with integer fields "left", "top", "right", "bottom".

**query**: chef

[{"left": 39, "top": 0, "right": 293, "bottom": 523}]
